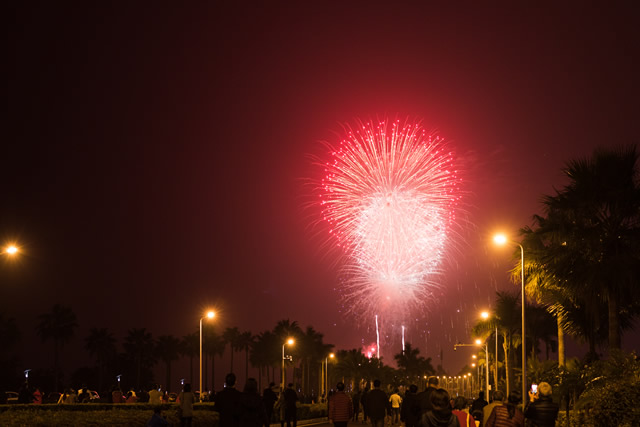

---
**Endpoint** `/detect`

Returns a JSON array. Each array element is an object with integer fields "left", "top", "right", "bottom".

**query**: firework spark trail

[{"left": 320, "top": 119, "right": 461, "bottom": 330}]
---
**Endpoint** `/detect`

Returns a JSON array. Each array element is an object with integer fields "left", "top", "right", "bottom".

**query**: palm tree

[
  {"left": 523, "top": 146, "right": 640, "bottom": 351},
  {"left": 85, "top": 327, "right": 116, "bottom": 392},
  {"left": 298, "top": 326, "right": 333, "bottom": 397},
  {"left": 250, "top": 330, "right": 280, "bottom": 387},
  {"left": 36, "top": 304, "right": 78, "bottom": 392},
  {"left": 222, "top": 327, "right": 242, "bottom": 373},
  {"left": 273, "top": 319, "right": 303, "bottom": 386},
  {"left": 473, "top": 292, "right": 521, "bottom": 396},
  {"left": 238, "top": 331, "right": 254, "bottom": 382},
  {"left": 180, "top": 332, "right": 199, "bottom": 384},
  {"left": 156, "top": 335, "right": 181, "bottom": 392},
  {"left": 204, "top": 328, "right": 225, "bottom": 389},
  {"left": 394, "top": 343, "right": 434, "bottom": 384},
  {"left": 123, "top": 328, "right": 156, "bottom": 389}
]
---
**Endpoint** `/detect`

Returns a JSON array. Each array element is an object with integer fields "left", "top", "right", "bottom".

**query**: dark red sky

[{"left": 4, "top": 2, "right": 639, "bottom": 389}]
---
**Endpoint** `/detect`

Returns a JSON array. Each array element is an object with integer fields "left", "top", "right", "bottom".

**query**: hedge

[{"left": 0, "top": 402, "right": 327, "bottom": 426}]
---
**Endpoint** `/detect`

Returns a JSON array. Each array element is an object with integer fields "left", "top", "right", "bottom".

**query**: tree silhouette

[
  {"left": 156, "top": 335, "right": 181, "bottom": 392},
  {"left": 517, "top": 145, "right": 640, "bottom": 352},
  {"left": 180, "top": 331, "right": 199, "bottom": 384},
  {"left": 123, "top": 328, "right": 156, "bottom": 389},
  {"left": 204, "top": 327, "right": 225, "bottom": 389},
  {"left": 85, "top": 327, "right": 116, "bottom": 392},
  {"left": 238, "top": 331, "right": 254, "bottom": 382},
  {"left": 36, "top": 304, "right": 78, "bottom": 392},
  {"left": 222, "top": 327, "right": 242, "bottom": 373}
]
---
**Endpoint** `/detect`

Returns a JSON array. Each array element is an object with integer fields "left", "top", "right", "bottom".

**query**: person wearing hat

[{"left": 524, "top": 382, "right": 559, "bottom": 426}]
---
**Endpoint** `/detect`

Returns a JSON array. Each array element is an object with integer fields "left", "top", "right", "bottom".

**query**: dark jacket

[
  {"left": 470, "top": 397, "right": 488, "bottom": 414},
  {"left": 262, "top": 387, "right": 277, "bottom": 410},
  {"left": 283, "top": 387, "right": 298, "bottom": 413},
  {"left": 417, "top": 386, "right": 437, "bottom": 415},
  {"left": 366, "top": 388, "right": 389, "bottom": 420},
  {"left": 401, "top": 391, "right": 422, "bottom": 426},
  {"left": 422, "top": 409, "right": 461, "bottom": 427},
  {"left": 524, "top": 396, "right": 559, "bottom": 427},
  {"left": 213, "top": 387, "right": 242, "bottom": 427},
  {"left": 239, "top": 391, "right": 268, "bottom": 427}
]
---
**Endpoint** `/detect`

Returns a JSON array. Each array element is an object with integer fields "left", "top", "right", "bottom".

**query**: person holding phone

[{"left": 524, "top": 382, "right": 559, "bottom": 426}]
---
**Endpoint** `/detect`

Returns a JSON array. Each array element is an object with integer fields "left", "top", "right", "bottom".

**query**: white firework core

[{"left": 320, "top": 119, "right": 460, "bottom": 327}]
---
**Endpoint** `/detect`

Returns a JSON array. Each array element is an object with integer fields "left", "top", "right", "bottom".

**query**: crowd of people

[
  {"left": 325, "top": 377, "right": 560, "bottom": 427},
  {"left": 6, "top": 374, "right": 561, "bottom": 427}
]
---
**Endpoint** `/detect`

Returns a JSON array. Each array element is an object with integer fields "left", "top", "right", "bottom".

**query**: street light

[
  {"left": 282, "top": 338, "right": 294, "bottom": 389},
  {"left": 475, "top": 338, "right": 490, "bottom": 399},
  {"left": 481, "top": 310, "right": 499, "bottom": 395},
  {"left": 199, "top": 310, "right": 215, "bottom": 401},
  {"left": 5, "top": 245, "right": 19, "bottom": 255},
  {"left": 493, "top": 232, "right": 526, "bottom": 406},
  {"left": 324, "top": 353, "right": 335, "bottom": 398}
]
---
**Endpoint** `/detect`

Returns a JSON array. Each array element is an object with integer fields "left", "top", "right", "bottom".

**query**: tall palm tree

[
  {"left": 204, "top": 328, "right": 225, "bottom": 389},
  {"left": 156, "top": 335, "right": 181, "bottom": 392},
  {"left": 298, "top": 326, "right": 333, "bottom": 397},
  {"left": 36, "top": 304, "right": 78, "bottom": 392},
  {"left": 238, "top": 331, "right": 254, "bottom": 382},
  {"left": 394, "top": 343, "right": 435, "bottom": 385},
  {"left": 222, "top": 327, "right": 242, "bottom": 373},
  {"left": 526, "top": 146, "right": 640, "bottom": 351},
  {"left": 273, "top": 319, "right": 303, "bottom": 386},
  {"left": 250, "top": 330, "right": 280, "bottom": 387},
  {"left": 180, "top": 331, "right": 199, "bottom": 384},
  {"left": 473, "top": 292, "right": 521, "bottom": 396},
  {"left": 85, "top": 327, "right": 116, "bottom": 392},
  {"left": 123, "top": 328, "right": 156, "bottom": 389}
]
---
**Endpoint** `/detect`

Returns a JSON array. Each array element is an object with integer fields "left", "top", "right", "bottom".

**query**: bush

[
  {"left": 0, "top": 403, "right": 218, "bottom": 427},
  {"left": 0, "top": 401, "right": 327, "bottom": 426},
  {"left": 574, "top": 351, "right": 640, "bottom": 427}
]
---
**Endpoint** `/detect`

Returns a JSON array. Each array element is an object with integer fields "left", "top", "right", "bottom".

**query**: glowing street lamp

[
  {"left": 481, "top": 310, "right": 499, "bottom": 396},
  {"left": 493, "top": 232, "right": 526, "bottom": 406},
  {"left": 281, "top": 338, "right": 294, "bottom": 389},
  {"left": 475, "top": 338, "right": 490, "bottom": 398},
  {"left": 5, "top": 245, "right": 18, "bottom": 255},
  {"left": 199, "top": 310, "right": 215, "bottom": 401},
  {"left": 324, "top": 353, "right": 335, "bottom": 398}
]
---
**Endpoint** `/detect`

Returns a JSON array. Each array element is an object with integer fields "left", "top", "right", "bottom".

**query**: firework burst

[{"left": 319, "top": 119, "right": 461, "bottom": 328}]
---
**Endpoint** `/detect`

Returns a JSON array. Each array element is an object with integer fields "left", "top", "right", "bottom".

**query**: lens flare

[{"left": 318, "top": 119, "right": 461, "bottom": 327}]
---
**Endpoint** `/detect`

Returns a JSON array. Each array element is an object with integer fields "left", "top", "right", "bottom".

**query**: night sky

[{"left": 5, "top": 2, "right": 639, "bottom": 389}]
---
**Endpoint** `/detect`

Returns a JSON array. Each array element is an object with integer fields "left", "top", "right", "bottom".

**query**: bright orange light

[
  {"left": 206, "top": 311, "right": 215, "bottom": 319},
  {"left": 329, "top": 353, "right": 335, "bottom": 359},
  {"left": 493, "top": 233, "right": 508, "bottom": 245},
  {"left": 471, "top": 363, "right": 476, "bottom": 367},
  {"left": 481, "top": 311, "right": 489, "bottom": 319},
  {"left": 5, "top": 245, "right": 18, "bottom": 255},
  {"left": 475, "top": 339, "right": 482, "bottom": 345},
  {"left": 287, "top": 338, "right": 294, "bottom": 346}
]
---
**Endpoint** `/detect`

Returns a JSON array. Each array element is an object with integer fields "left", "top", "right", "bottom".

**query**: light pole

[
  {"left": 324, "top": 353, "right": 334, "bottom": 398},
  {"left": 493, "top": 233, "right": 526, "bottom": 406},
  {"left": 474, "top": 339, "right": 490, "bottom": 399},
  {"left": 454, "top": 341, "right": 487, "bottom": 397},
  {"left": 481, "top": 311, "right": 499, "bottom": 394},
  {"left": 199, "top": 310, "right": 215, "bottom": 401},
  {"left": 281, "top": 338, "right": 294, "bottom": 389}
]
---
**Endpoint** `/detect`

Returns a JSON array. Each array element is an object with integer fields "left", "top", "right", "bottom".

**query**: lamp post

[
  {"left": 281, "top": 338, "right": 294, "bottom": 389},
  {"left": 324, "top": 353, "right": 335, "bottom": 398},
  {"left": 493, "top": 233, "right": 526, "bottom": 406},
  {"left": 474, "top": 339, "right": 490, "bottom": 399},
  {"left": 481, "top": 311, "right": 499, "bottom": 394},
  {"left": 199, "top": 310, "right": 215, "bottom": 401}
]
